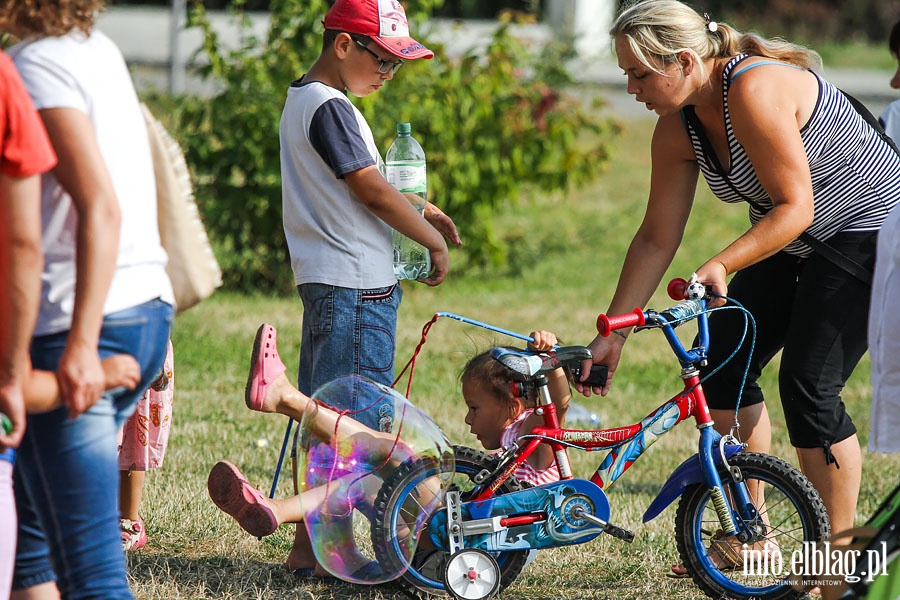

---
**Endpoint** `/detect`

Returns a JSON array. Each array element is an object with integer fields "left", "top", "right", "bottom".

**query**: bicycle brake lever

[{"left": 633, "top": 310, "right": 662, "bottom": 332}]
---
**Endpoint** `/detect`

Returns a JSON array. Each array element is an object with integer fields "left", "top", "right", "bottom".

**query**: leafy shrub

[{"left": 172, "top": 0, "right": 617, "bottom": 293}]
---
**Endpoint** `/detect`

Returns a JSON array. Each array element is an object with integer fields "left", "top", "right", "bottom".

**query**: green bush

[{"left": 172, "top": 0, "right": 617, "bottom": 293}]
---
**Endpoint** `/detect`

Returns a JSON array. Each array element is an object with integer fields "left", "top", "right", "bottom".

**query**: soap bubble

[{"left": 296, "top": 375, "right": 453, "bottom": 584}]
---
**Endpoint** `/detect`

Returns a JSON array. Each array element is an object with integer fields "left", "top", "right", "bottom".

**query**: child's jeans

[
  {"left": 296, "top": 282, "right": 401, "bottom": 421},
  {"left": 13, "top": 298, "right": 173, "bottom": 599}
]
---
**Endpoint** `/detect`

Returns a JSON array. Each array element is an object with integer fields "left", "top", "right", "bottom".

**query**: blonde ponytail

[{"left": 611, "top": 0, "right": 821, "bottom": 76}]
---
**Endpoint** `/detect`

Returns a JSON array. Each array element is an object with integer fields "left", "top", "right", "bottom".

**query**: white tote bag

[{"left": 141, "top": 103, "right": 222, "bottom": 313}]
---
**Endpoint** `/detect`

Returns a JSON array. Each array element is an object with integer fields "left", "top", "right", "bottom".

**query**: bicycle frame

[
  {"left": 378, "top": 283, "right": 826, "bottom": 600},
  {"left": 470, "top": 294, "right": 755, "bottom": 539}
]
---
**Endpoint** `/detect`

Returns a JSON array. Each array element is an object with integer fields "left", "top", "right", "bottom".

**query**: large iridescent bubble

[{"left": 295, "top": 375, "right": 454, "bottom": 584}]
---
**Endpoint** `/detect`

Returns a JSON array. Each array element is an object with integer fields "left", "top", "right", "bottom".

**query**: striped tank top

[{"left": 683, "top": 54, "right": 900, "bottom": 257}]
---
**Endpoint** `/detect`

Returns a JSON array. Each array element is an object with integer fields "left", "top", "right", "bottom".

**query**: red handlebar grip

[
  {"left": 667, "top": 278, "right": 689, "bottom": 301},
  {"left": 596, "top": 308, "right": 646, "bottom": 336}
]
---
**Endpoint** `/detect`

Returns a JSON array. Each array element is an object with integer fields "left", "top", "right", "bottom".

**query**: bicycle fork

[{"left": 644, "top": 424, "right": 758, "bottom": 541}]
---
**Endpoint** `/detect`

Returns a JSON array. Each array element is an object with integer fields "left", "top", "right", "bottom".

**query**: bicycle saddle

[{"left": 490, "top": 346, "right": 592, "bottom": 378}]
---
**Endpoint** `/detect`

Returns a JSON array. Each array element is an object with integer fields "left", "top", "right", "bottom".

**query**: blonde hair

[
  {"left": 0, "top": 0, "right": 104, "bottom": 39},
  {"left": 610, "top": 0, "right": 822, "bottom": 78}
]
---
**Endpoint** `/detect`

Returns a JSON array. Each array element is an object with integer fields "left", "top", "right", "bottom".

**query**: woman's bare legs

[
  {"left": 712, "top": 404, "right": 861, "bottom": 600},
  {"left": 797, "top": 437, "right": 861, "bottom": 600},
  {"left": 710, "top": 403, "right": 772, "bottom": 454}
]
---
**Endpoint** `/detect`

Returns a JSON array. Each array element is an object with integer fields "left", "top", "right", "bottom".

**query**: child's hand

[
  {"left": 527, "top": 330, "right": 558, "bottom": 351},
  {"left": 424, "top": 202, "right": 462, "bottom": 247},
  {"left": 102, "top": 354, "right": 141, "bottom": 391}
]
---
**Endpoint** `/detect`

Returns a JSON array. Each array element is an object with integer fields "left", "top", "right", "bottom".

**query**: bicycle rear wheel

[
  {"left": 675, "top": 452, "right": 830, "bottom": 600},
  {"left": 372, "top": 445, "right": 529, "bottom": 596}
]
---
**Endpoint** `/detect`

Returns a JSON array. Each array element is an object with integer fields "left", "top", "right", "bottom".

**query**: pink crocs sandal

[
  {"left": 121, "top": 517, "right": 147, "bottom": 551},
  {"left": 245, "top": 323, "right": 286, "bottom": 412},
  {"left": 207, "top": 460, "right": 278, "bottom": 538}
]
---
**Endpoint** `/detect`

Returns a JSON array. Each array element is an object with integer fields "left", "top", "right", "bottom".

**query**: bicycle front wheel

[
  {"left": 675, "top": 452, "right": 830, "bottom": 600},
  {"left": 372, "top": 445, "right": 529, "bottom": 596}
]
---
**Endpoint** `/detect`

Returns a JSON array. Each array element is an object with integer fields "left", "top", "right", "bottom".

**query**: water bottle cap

[{"left": 396, "top": 122, "right": 411, "bottom": 135}]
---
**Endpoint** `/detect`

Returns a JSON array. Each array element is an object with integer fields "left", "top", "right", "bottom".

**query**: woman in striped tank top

[{"left": 574, "top": 0, "right": 900, "bottom": 588}]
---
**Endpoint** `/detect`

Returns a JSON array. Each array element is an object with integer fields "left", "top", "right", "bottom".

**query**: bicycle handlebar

[
  {"left": 596, "top": 308, "right": 645, "bottom": 337},
  {"left": 667, "top": 277, "right": 690, "bottom": 300},
  {"left": 596, "top": 277, "right": 700, "bottom": 337},
  {"left": 667, "top": 276, "right": 708, "bottom": 302},
  {"left": 595, "top": 278, "right": 710, "bottom": 367}
]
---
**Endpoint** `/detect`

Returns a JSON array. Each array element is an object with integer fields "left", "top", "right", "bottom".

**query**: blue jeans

[
  {"left": 13, "top": 298, "right": 173, "bottom": 598},
  {"left": 296, "top": 283, "right": 400, "bottom": 432}
]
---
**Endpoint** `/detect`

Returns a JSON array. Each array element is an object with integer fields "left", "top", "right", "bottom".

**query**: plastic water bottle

[
  {"left": 566, "top": 401, "right": 601, "bottom": 428},
  {"left": 385, "top": 122, "right": 431, "bottom": 280}
]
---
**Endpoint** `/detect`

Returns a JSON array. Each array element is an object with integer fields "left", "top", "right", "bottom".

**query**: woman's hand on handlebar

[
  {"left": 694, "top": 260, "right": 729, "bottom": 308},
  {"left": 575, "top": 332, "right": 625, "bottom": 398}
]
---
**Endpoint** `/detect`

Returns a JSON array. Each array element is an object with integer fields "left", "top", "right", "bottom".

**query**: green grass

[
  {"left": 816, "top": 41, "right": 896, "bottom": 71},
  {"left": 132, "top": 116, "right": 900, "bottom": 599}
]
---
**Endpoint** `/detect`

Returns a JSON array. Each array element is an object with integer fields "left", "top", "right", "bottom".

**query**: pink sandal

[
  {"left": 207, "top": 460, "right": 278, "bottom": 538},
  {"left": 121, "top": 517, "right": 147, "bottom": 551},
  {"left": 245, "top": 323, "right": 286, "bottom": 412}
]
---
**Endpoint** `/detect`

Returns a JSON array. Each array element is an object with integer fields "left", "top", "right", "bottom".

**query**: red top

[{"left": 0, "top": 51, "right": 56, "bottom": 178}]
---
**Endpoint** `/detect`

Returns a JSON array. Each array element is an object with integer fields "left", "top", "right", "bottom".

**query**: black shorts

[{"left": 700, "top": 231, "right": 876, "bottom": 449}]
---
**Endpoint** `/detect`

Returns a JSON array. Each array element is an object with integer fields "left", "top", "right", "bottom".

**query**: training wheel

[{"left": 444, "top": 548, "right": 501, "bottom": 600}]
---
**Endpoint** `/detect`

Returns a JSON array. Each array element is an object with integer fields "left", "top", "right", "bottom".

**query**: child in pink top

[
  {"left": 118, "top": 339, "right": 175, "bottom": 550},
  {"left": 460, "top": 330, "right": 571, "bottom": 487}
]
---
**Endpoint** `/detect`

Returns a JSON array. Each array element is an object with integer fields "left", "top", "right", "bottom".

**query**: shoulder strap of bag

[
  {"left": 840, "top": 89, "right": 900, "bottom": 158},
  {"left": 680, "top": 106, "right": 872, "bottom": 285}
]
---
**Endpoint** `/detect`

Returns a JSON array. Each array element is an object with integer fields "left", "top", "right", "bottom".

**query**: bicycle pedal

[{"left": 604, "top": 522, "right": 635, "bottom": 543}]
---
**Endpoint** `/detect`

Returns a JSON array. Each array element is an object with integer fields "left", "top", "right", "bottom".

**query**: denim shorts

[
  {"left": 13, "top": 298, "right": 173, "bottom": 597},
  {"left": 296, "top": 282, "right": 401, "bottom": 433}
]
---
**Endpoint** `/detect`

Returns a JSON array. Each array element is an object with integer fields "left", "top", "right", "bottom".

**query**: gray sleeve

[{"left": 308, "top": 98, "right": 376, "bottom": 179}]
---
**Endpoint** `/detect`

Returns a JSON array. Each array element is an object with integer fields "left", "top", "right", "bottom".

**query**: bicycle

[{"left": 369, "top": 277, "right": 830, "bottom": 600}]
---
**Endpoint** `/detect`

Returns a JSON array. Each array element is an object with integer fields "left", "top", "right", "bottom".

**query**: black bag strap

[
  {"left": 680, "top": 105, "right": 872, "bottom": 285},
  {"left": 840, "top": 89, "right": 900, "bottom": 158}
]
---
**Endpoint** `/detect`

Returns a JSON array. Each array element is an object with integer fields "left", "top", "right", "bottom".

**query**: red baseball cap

[{"left": 324, "top": 0, "right": 434, "bottom": 60}]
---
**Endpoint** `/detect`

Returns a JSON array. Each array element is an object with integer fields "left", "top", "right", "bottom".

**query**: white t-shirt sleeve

[
  {"left": 880, "top": 99, "right": 900, "bottom": 146},
  {"left": 14, "top": 50, "right": 87, "bottom": 112}
]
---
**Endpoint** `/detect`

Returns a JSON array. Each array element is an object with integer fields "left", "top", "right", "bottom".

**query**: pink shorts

[{"left": 118, "top": 340, "right": 174, "bottom": 471}]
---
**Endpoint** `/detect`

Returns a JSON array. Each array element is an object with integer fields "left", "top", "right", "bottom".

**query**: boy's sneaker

[{"left": 121, "top": 518, "right": 147, "bottom": 551}]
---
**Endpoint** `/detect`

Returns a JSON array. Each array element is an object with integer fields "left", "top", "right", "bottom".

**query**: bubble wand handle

[{"left": 434, "top": 312, "right": 534, "bottom": 343}]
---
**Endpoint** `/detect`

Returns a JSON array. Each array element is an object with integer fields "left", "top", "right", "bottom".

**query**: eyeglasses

[{"left": 355, "top": 40, "right": 404, "bottom": 75}]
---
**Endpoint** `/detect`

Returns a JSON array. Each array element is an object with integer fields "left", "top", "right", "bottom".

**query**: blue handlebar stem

[{"left": 652, "top": 309, "right": 710, "bottom": 368}]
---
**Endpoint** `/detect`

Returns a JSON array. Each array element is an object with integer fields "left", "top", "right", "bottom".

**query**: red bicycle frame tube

[{"left": 473, "top": 372, "right": 714, "bottom": 501}]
